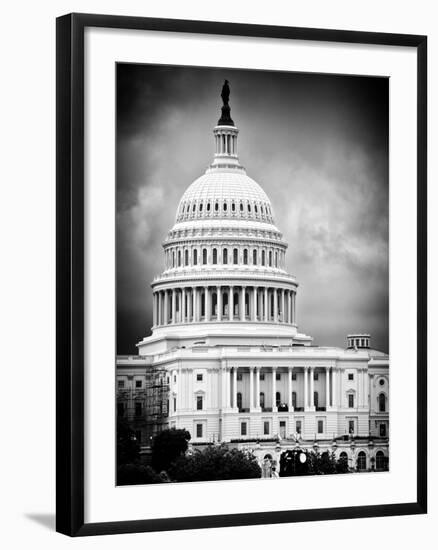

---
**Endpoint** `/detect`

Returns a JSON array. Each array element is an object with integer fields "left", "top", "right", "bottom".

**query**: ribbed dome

[{"left": 175, "top": 170, "right": 275, "bottom": 224}]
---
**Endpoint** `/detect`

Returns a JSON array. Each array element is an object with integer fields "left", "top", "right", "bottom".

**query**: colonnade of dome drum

[
  {"left": 152, "top": 285, "right": 297, "bottom": 327},
  {"left": 176, "top": 195, "right": 274, "bottom": 223}
]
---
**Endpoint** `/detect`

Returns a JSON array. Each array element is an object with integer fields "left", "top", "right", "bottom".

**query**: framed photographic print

[{"left": 56, "top": 13, "right": 427, "bottom": 536}]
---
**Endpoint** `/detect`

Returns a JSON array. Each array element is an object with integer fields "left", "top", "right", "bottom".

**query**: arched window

[
  {"left": 260, "top": 392, "right": 265, "bottom": 409},
  {"left": 269, "top": 250, "right": 272, "bottom": 267},
  {"left": 193, "top": 249, "right": 198, "bottom": 265},
  {"left": 378, "top": 393, "right": 386, "bottom": 412},
  {"left": 233, "top": 248, "right": 238, "bottom": 265},
  {"left": 253, "top": 249, "right": 257, "bottom": 265},
  {"left": 199, "top": 202, "right": 203, "bottom": 212},
  {"left": 276, "top": 391, "right": 281, "bottom": 407},
  {"left": 275, "top": 251, "right": 278, "bottom": 267},
  {"left": 261, "top": 250, "right": 266, "bottom": 266},
  {"left": 232, "top": 202, "right": 236, "bottom": 212},
  {"left": 376, "top": 451, "right": 385, "bottom": 470},
  {"left": 172, "top": 251, "right": 175, "bottom": 267},
  {"left": 339, "top": 451, "right": 348, "bottom": 466},
  {"left": 292, "top": 391, "right": 297, "bottom": 408},
  {"left": 261, "top": 205, "right": 264, "bottom": 215},
  {"left": 222, "top": 291, "right": 228, "bottom": 316},
  {"left": 177, "top": 250, "right": 181, "bottom": 267},
  {"left": 357, "top": 451, "right": 367, "bottom": 471},
  {"left": 215, "top": 201, "right": 219, "bottom": 212},
  {"left": 184, "top": 250, "right": 189, "bottom": 266},
  {"left": 207, "top": 201, "right": 211, "bottom": 212},
  {"left": 240, "top": 202, "right": 243, "bottom": 212},
  {"left": 223, "top": 248, "right": 228, "bottom": 264},
  {"left": 202, "top": 249, "right": 207, "bottom": 265},
  {"left": 248, "top": 203, "right": 251, "bottom": 212},
  {"left": 201, "top": 291, "right": 205, "bottom": 317},
  {"left": 192, "top": 203, "right": 196, "bottom": 212},
  {"left": 213, "top": 248, "right": 217, "bottom": 264},
  {"left": 243, "top": 249, "right": 248, "bottom": 264},
  {"left": 314, "top": 391, "right": 319, "bottom": 408},
  {"left": 223, "top": 202, "right": 227, "bottom": 211},
  {"left": 237, "top": 392, "right": 242, "bottom": 410}
]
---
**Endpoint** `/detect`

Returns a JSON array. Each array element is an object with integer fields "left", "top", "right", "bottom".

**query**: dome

[{"left": 175, "top": 170, "right": 275, "bottom": 224}]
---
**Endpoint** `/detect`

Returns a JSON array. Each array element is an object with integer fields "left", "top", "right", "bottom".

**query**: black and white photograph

[{"left": 116, "top": 64, "right": 390, "bottom": 485}]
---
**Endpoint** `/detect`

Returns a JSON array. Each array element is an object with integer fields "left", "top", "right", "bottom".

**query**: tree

[
  {"left": 151, "top": 428, "right": 191, "bottom": 472},
  {"left": 169, "top": 444, "right": 261, "bottom": 482},
  {"left": 335, "top": 454, "right": 350, "bottom": 474},
  {"left": 280, "top": 449, "right": 349, "bottom": 476},
  {"left": 117, "top": 463, "right": 163, "bottom": 485},
  {"left": 117, "top": 417, "right": 140, "bottom": 466}
]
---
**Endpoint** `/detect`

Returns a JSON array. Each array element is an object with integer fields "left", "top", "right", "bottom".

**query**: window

[
  {"left": 241, "top": 422, "right": 247, "bottom": 436},
  {"left": 268, "top": 250, "right": 272, "bottom": 266},
  {"left": 223, "top": 248, "right": 228, "bottom": 264},
  {"left": 207, "top": 201, "right": 211, "bottom": 212},
  {"left": 193, "top": 249, "right": 198, "bottom": 265},
  {"left": 253, "top": 249, "right": 257, "bottom": 265},
  {"left": 214, "top": 201, "right": 218, "bottom": 211},
  {"left": 117, "top": 402, "right": 124, "bottom": 417},
  {"left": 232, "top": 202, "right": 235, "bottom": 212},
  {"left": 196, "top": 373, "right": 203, "bottom": 382},
  {"left": 223, "top": 201, "right": 227, "bottom": 211},
  {"left": 348, "top": 373, "right": 354, "bottom": 380},
  {"left": 237, "top": 372, "right": 243, "bottom": 381},
  {"left": 178, "top": 250, "right": 181, "bottom": 266},
  {"left": 348, "top": 394, "right": 354, "bottom": 408},
  {"left": 339, "top": 451, "right": 348, "bottom": 464},
  {"left": 292, "top": 392, "right": 297, "bottom": 408},
  {"left": 185, "top": 250, "right": 189, "bottom": 265},
  {"left": 173, "top": 397, "right": 177, "bottom": 412},
  {"left": 313, "top": 372, "right": 319, "bottom": 380},
  {"left": 199, "top": 202, "right": 203, "bottom": 212},
  {"left": 376, "top": 451, "right": 385, "bottom": 470},
  {"left": 378, "top": 393, "right": 386, "bottom": 412},
  {"left": 237, "top": 392, "right": 242, "bottom": 410},
  {"left": 202, "top": 249, "right": 207, "bottom": 265},
  {"left": 348, "top": 420, "right": 355, "bottom": 434},
  {"left": 172, "top": 251, "right": 175, "bottom": 267},
  {"left": 135, "top": 402, "right": 142, "bottom": 417},
  {"left": 118, "top": 380, "right": 125, "bottom": 389},
  {"left": 261, "top": 250, "right": 266, "bottom": 266},
  {"left": 233, "top": 248, "right": 238, "bottom": 264},
  {"left": 196, "top": 424, "right": 203, "bottom": 438},
  {"left": 260, "top": 373, "right": 265, "bottom": 381},
  {"left": 240, "top": 202, "right": 244, "bottom": 212},
  {"left": 379, "top": 378, "right": 385, "bottom": 386},
  {"left": 314, "top": 391, "right": 319, "bottom": 408},
  {"left": 135, "top": 380, "right": 142, "bottom": 388},
  {"left": 260, "top": 392, "right": 265, "bottom": 408},
  {"left": 174, "top": 374, "right": 177, "bottom": 383},
  {"left": 276, "top": 391, "right": 281, "bottom": 407},
  {"left": 263, "top": 421, "right": 270, "bottom": 435},
  {"left": 357, "top": 451, "right": 366, "bottom": 471},
  {"left": 296, "top": 420, "right": 302, "bottom": 434},
  {"left": 213, "top": 248, "right": 217, "bottom": 264},
  {"left": 379, "top": 423, "right": 387, "bottom": 437},
  {"left": 196, "top": 395, "right": 203, "bottom": 410},
  {"left": 243, "top": 249, "right": 248, "bottom": 264},
  {"left": 292, "top": 372, "right": 297, "bottom": 381},
  {"left": 276, "top": 373, "right": 281, "bottom": 381},
  {"left": 317, "top": 420, "right": 324, "bottom": 434},
  {"left": 192, "top": 203, "right": 196, "bottom": 212},
  {"left": 248, "top": 203, "right": 251, "bottom": 212}
]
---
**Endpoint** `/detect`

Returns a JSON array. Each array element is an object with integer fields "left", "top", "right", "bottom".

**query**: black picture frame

[{"left": 56, "top": 12, "right": 427, "bottom": 537}]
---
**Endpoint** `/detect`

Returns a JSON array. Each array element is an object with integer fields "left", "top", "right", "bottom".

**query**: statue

[
  {"left": 218, "top": 79, "right": 234, "bottom": 126},
  {"left": 221, "top": 79, "right": 230, "bottom": 105}
]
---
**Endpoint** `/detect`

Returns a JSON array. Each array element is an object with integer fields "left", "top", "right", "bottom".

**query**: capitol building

[{"left": 117, "top": 83, "right": 389, "bottom": 473}]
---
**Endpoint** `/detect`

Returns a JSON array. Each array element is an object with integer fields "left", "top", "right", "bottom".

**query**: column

[
  {"left": 181, "top": 288, "right": 186, "bottom": 323},
  {"left": 325, "top": 367, "right": 330, "bottom": 409},
  {"left": 240, "top": 286, "right": 246, "bottom": 321},
  {"left": 304, "top": 367, "right": 308, "bottom": 410},
  {"left": 255, "top": 367, "right": 261, "bottom": 408},
  {"left": 292, "top": 292, "right": 296, "bottom": 324},
  {"left": 221, "top": 365, "right": 227, "bottom": 408},
  {"left": 205, "top": 286, "right": 210, "bottom": 322},
  {"left": 257, "top": 289, "right": 262, "bottom": 321},
  {"left": 264, "top": 288, "right": 268, "bottom": 321},
  {"left": 252, "top": 287, "right": 257, "bottom": 321},
  {"left": 273, "top": 289, "right": 278, "bottom": 321},
  {"left": 229, "top": 286, "right": 234, "bottom": 321},
  {"left": 226, "top": 368, "right": 231, "bottom": 408},
  {"left": 192, "top": 288, "right": 197, "bottom": 322},
  {"left": 310, "top": 367, "right": 315, "bottom": 409},
  {"left": 152, "top": 293, "right": 156, "bottom": 326},
  {"left": 217, "top": 286, "right": 222, "bottom": 321},
  {"left": 272, "top": 367, "right": 277, "bottom": 412},
  {"left": 232, "top": 367, "right": 238, "bottom": 409},
  {"left": 157, "top": 291, "right": 162, "bottom": 326},
  {"left": 332, "top": 368, "right": 337, "bottom": 408},
  {"left": 188, "top": 288, "right": 192, "bottom": 322},
  {"left": 288, "top": 367, "right": 293, "bottom": 411},
  {"left": 164, "top": 290, "right": 169, "bottom": 324},
  {"left": 249, "top": 367, "right": 254, "bottom": 410},
  {"left": 171, "top": 289, "right": 176, "bottom": 323},
  {"left": 281, "top": 289, "right": 285, "bottom": 322}
]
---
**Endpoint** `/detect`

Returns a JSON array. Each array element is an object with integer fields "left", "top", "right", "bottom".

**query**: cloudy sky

[{"left": 117, "top": 64, "right": 389, "bottom": 355}]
